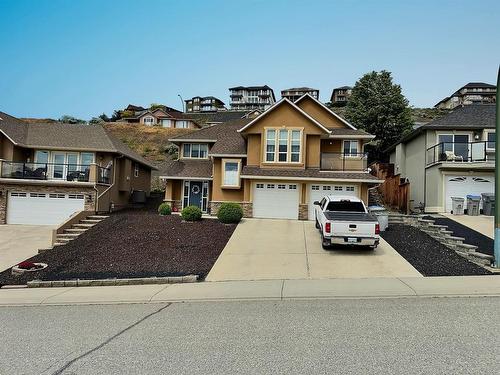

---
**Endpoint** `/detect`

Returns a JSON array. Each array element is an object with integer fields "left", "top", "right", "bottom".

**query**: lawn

[{"left": 0, "top": 208, "right": 237, "bottom": 286}]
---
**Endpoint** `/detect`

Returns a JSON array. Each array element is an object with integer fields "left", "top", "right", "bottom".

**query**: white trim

[
  {"left": 0, "top": 129, "right": 19, "bottom": 146},
  {"left": 294, "top": 93, "right": 357, "bottom": 130},
  {"left": 209, "top": 153, "right": 247, "bottom": 158},
  {"left": 221, "top": 158, "right": 242, "bottom": 188},
  {"left": 240, "top": 175, "right": 383, "bottom": 183},
  {"left": 159, "top": 176, "right": 213, "bottom": 181},
  {"left": 180, "top": 143, "right": 209, "bottom": 159},
  {"left": 168, "top": 138, "right": 218, "bottom": 143},
  {"left": 263, "top": 127, "right": 303, "bottom": 164},
  {"left": 329, "top": 134, "right": 375, "bottom": 139},
  {"left": 237, "top": 98, "right": 332, "bottom": 134}
]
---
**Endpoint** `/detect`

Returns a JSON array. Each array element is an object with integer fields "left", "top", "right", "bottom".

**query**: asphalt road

[{"left": 1, "top": 298, "right": 499, "bottom": 374}]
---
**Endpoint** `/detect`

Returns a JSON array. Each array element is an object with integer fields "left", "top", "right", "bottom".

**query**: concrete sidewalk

[{"left": 1, "top": 276, "right": 500, "bottom": 306}]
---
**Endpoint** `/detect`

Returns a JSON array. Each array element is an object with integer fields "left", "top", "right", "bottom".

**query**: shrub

[
  {"left": 181, "top": 205, "right": 202, "bottom": 221},
  {"left": 158, "top": 202, "right": 172, "bottom": 216},
  {"left": 217, "top": 203, "right": 243, "bottom": 224}
]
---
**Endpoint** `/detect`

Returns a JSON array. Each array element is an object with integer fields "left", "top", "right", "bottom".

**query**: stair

[
  {"left": 368, "top": 187, "right": 384, "bottom": 207},
  {"left": 38, "top": 214, "right": 109, "bottom": 253}
]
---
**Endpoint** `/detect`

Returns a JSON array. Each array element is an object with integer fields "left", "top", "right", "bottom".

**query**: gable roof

[
  {"left": 434, "top": 82, "right": 496, "bottom": 106},
  {"left": 0, "top": 111, "right": 156, "bottom": 169},
  {"left": 237, "top": 98, "right": 332, "bottom": 134},
  {"left": 170, "top": 119, "right": 250, "bottom": 156},
  {"left": 385, "top": 104, "right": 496, "bottom": 152},
  {"left": 294, "top": 93, "right": 357, "bottom": 130}
]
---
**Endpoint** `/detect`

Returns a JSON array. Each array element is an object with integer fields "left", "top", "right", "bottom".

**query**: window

[
  {"left": 343, "top": 141, "right": 359, "bottom": 157},
  {"left": 267, "top": 184, "right": 275, "bottom": 189},
  {"left": 311, "top": 185, "right": 319, "bottom": 190},
  {"left": 323, "top": 186, "right": 331, "bottom": 190},
  {"left": 34, "top": 150, "right": 49, "bottom": 164},
  {"left": 334, "top": 186, "right": 343, "bottom": 191},
  {"left": 134, "top": 164, "right": 139, "bottom": 177},
  {"left": 346, "top": 186, "right": 355, "bottom": 192},
  {"left": 256, "top": 183, "right": 264, "bottom": 189},
  {"left": 143, "top": 116, "right": 155, "bottom": 125},
  {"left": 278, "top": 184, "right": 286, "bottom": 189},
  {"left": 487, "top": 132, "right": 495, "bottom": 150},
  {"left": 222, "top": 159, "right": 240, "bottom": 187},
  {"left": 265, "top": 128, "right": 302, "bottom": 163},
  {"left": 80, "top": 153, "right": 94, "bottom": 167},
  {"left": 289, "top": 185, "right": 297, "bottom": 190},
  {"left": 182, "top": 144, "right": 208, "bottom": 159},
  {"left": 176, "top": 120, "right": 190, "bottom": 129},
  {"left": 161, "top": 119, "right": 173, "bottom": 127}
]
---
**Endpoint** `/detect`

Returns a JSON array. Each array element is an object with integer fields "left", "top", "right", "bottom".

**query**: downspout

[{"left": 423, "top": 133, "right": 427, "bottom": 212}]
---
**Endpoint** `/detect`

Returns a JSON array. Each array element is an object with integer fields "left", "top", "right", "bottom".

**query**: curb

[{"left": 24, "top": 275, "right": 198, "bottom": 288}]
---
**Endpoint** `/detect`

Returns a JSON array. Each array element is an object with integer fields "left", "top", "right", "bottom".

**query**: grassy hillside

[
  {"left": 329, "top": 106, "right": 450, "bottom": 124},
  {"left": 103, "top": 122, "right": 194, "bottom": 164}
]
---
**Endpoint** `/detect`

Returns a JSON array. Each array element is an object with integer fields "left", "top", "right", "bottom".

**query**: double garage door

[
  {"left": 444, "top": 175, "right": 494, "bottom": 213},
  {"left": 252, "top": 182, "right": 359, "bottom": 220},
  {"left": 7, "top": 192, "right": 85, "bottom": 225}
]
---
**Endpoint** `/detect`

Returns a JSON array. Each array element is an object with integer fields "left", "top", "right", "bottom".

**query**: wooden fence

[{"left": 370, "top": 162, "right": 410, "bottom": 214}]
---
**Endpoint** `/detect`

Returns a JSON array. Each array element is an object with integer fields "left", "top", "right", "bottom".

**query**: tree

[
  {"left": 110, "top": 110, "right": 122, "bottom": 122},
  {"left": 345, "top": 71, "right": 413, "bottom": 160},
  {"left": 89, "top": 117, "right": 104, "bottom": 124},
  {"left": 58, "top": 115, "right": 86, "bottom": 124},
  {"left": 150, "top": 103, "right": 166, "bottom": 111},
  {"left": 98, "top": 113, "right": 110, "bottom": 122}
]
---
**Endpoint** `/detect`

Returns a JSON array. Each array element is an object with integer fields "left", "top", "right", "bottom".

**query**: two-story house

[
  {"left": 185, "top": 96, "right": 226, "bottom": 113},
  {"left": 281, "top": 87, "right": 319, "bottom": 102},
  {"left": 434, "top": 82, "right": 496, "bottom": 109},
  {"left": 121, "top": 106, "right": 199, "bottom": 129},
  {"left": 386, "top": 104, "right": 495, "bottom": 213},
  {"left": 0, "top": 111, "right": 156, "bottom": 225},
  {"left": 229, "top": 85, "right": 276, "bottom": 111},
  {"left": 330, "top": 86, "right": 352, "bottom": 106},
  {"left": 160, "top": 94, "right": 381, "bottom": 220}
]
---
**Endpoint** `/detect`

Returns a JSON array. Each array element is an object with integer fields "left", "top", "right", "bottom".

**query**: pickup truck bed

[{"left": 324, "top": 212, "right": 378, "bottom": 222}]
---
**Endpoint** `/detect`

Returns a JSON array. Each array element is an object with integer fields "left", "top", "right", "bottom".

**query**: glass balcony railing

[
  {"left": 320, "top": 153, "right": 368, "bottom": 171},
  {"left": 426, "top": 141, "right": 495, "bottom": 166}
]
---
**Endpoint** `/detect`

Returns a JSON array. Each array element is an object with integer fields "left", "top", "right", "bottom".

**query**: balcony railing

[
  {"left": 320, "top": 152, "right": 368, "bottom": 171},
  {"left": 426, "top": 141, "right": 495, "bottom": 166},
  {"left": 0, "top": 161, "right": 112, "bottom": 184}
]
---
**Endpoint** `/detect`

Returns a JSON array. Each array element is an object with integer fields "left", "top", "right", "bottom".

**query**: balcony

[
  {"left": 0, "top": 161, "right": 112, "bottom": 185},
  {"left": 320, "top": 153, "right": 368, "bottom": 171},
  {"left": 426, "top": 141, "right": 495, "bottom": 166}
]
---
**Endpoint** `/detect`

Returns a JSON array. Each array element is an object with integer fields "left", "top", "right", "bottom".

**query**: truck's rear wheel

[{"left": 321, "top": 233, "right": 331, "bottom": 249}]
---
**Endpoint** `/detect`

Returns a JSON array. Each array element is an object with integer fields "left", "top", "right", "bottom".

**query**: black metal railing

[
  {"left": 320, "top": 152, "right": 368, "bottom": 171},
  {"left": 426, "top": 141, "right": 495, "bottom": 166},
  {"left": 97, "top": 166, "right": 112, "bottom": 184},
  {"left": 0, "top": 161, "right": 92, "bottom": 181}
]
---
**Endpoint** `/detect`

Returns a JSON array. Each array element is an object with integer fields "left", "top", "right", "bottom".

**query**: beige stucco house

[
  {"left": 0, "top": 111, "right": 156, "bottom": 225},
  {"left": 387, "top": 104, "right": 495, "bottom": 213},
  {"left": 160, "top": 94, "right": 382, "bottom": 220}
]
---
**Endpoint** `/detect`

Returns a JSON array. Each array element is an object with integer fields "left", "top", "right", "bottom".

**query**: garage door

[
  {"left": 253, "top": 183, "right": 299, "bottom": 219},
  {"left": 7, "top": 192, "right": 85, "bottom": 225},
  {"left": 445, "top": 175, "right": 494, "bottom": 212},
  {"left": 308, "top": 184, "right": 359, "bottom": 220}
]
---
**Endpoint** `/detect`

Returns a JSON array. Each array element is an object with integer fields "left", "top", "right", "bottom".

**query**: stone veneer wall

[
  {"left": 209, "top": 201, "right": 253, "bottom": 218},
  {"left": 299, "top": 204, "right": 308, "bottom": 221},
  {"left": 0, "top": 183, "right": 97, "bottom": 224},
  {"left": 163, "top": 199, "right": 182, "bottom": 213}
]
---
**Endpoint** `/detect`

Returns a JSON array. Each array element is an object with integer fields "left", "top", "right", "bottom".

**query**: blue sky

[{"left": 0, "top": 0, "right": 499, "bottom": 119}]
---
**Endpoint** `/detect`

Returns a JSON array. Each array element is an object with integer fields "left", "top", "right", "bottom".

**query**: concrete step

[
  {"left": 55, "top": 237, "right": 73, "bottom": 243},
  {"left": 57, "top": 232, "right": 81, "bottom": 238},
  {"left": 456, "top": 243, "right": 478, "bottom": 253},
  {"left": 87, "top": 215, "right": 109, "bottom": 220},
  {"left": 53, "top": 242, "right": 67, "bottom": 247},
  {"left": 64, "top": 228, "right": 87, "bottom": 233},
  {"left": 72, "top": 223, "right": 95, "bottom": 228},
  {"left": 417, "top": 218, "right": 434, "bottom": 223},
  {"left": 468, "top": 252, "right": 493, "bottom": 266},
  {"left": 38, "top": 247, "right": 53, "bottom": 254},
  {"left": 80, "top": 219, "right": 101, "bottom": 224}
]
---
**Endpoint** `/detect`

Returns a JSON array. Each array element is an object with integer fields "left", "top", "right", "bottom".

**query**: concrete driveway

[
  {"left": 206, "top": 219, "right": 421, "bottom": 281},
  {"left": 442, "top": 213, "right": 493, "bottom": 238},
  {"left": 0, "top": 225, "right": 54, "bottom": 272}
]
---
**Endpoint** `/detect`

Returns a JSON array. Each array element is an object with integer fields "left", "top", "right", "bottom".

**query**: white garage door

[
  {"left": 7, "top": 192, "right": 85, "bottom": 225},
  {"left": 445, "top": 175, "right": 494, "bottom": 212},
  {"left": 253, "top": 182, "right": 299, "bottom": 219},
  {"left": 308, "top": 184, "right": 359, "bottom": 220}
]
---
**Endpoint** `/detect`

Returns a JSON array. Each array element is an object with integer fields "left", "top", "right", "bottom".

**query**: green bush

[
  {"left": 181, "top": 205, "right": 202, "bottom": 221},
  {"left": 158, "top": 203, "right": 172, "bottom": 216},
  {"left": 217, "top": 203, "right": 243, "bottom": 224}
]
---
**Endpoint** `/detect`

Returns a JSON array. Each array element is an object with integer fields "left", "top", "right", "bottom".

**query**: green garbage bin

[{"left": 481, "top": 193, "right": 495, "bottom": 216}]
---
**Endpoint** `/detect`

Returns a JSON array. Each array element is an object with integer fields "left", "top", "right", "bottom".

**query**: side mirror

[{"left": 313, "top": 201, "right": 320, "bottom": 206}]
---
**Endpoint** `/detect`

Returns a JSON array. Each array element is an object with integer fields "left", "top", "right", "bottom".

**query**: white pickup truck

[{"left": 314, "top": 195, "right": 380, "bottom": 250}]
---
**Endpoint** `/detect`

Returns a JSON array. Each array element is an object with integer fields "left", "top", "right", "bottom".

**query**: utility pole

[
  {"left": 178, "top": 94, "right": 185, "bottom": 112},
  {"left": 495, "top": 65, "right": 500, "bottom": 267}
]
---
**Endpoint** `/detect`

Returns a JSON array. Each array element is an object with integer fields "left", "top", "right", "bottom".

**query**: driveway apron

[{"left": 206, "top": 219, "right": 421, "bottom": 281}]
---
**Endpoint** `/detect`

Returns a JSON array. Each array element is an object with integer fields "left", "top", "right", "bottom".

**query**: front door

[{"left": 189, "top": 181, "right": 203, "bottom": 209}]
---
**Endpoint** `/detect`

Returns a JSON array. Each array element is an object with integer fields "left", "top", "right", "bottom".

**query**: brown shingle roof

[
  {"left": 0, "top": 112, "right": 156, "bottom": 169},
  {"left": 158, "top": 158, "right": 213, "bottom": 179},
  {"left": 170, "top": 119, "right": 250, "bottom": 155},
  {"left": 241, "top": 166, "right": 382, "bottom": 182}
]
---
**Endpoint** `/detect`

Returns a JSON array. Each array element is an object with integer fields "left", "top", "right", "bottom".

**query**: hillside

[
  {"left": 328, "top": 106, "right": 450, "bottom": 124},
  {"left": 103, "top": 122, "right": 195, "bottom": 164}
]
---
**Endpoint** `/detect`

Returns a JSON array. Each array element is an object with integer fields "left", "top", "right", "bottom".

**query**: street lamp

[{"left": 178, "top": 94, "right": 185, "bottom": 112}]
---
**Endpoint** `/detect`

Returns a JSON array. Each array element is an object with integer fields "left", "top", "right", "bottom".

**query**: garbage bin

[
  {"left": 368, "top": 205, "right": 389, "bottom": 231},
  {"left": 481, "top": 193, "right": 495, "bottom": 216},
  {"left": 466, "top": 195, "right": 481, "bottom": 216},
  {"left": 451, "top": 197, "right": 465, "bottom": 215}
]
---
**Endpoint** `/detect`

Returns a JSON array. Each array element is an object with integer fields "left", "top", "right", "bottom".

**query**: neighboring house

[
  {"left": 330, "top": 86, "right": 352, "bottom": 106},
  {"left": 281, "top": 87, "right": 319, "bottom": 102},
  {"left": 0, "top": 111, "right": 156, "bottom": 225},
  {"left": 435, "top": 82, "right": 496, "bottom": 109},
  {"left": 121, "top": 106, "right": 199, "bottom": 129},
  {"left": 185, "top": 110, "right": 262, "bottom": 128},
  {"left": 160, "top": 94, "right": 381, "bottom": 220},
  {"left": 229, "top": 85, "right": 276, "bottom": 111},
  {"left": 386, "top": 104, "right": 495, "bottom": 213},
  {"left": 185, "top": 96, "right": 226, "bottom": 113}
]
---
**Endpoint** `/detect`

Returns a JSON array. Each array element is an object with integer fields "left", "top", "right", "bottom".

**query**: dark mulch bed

[
  {"left": 423, "top": 215, "right": 493, "bottom": 256},
  {"left": 0, "top": 208, "right": 237, "bottom": 286},
  {"left": 381, "top": 224, "right": 492, "bottom": 277}
]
